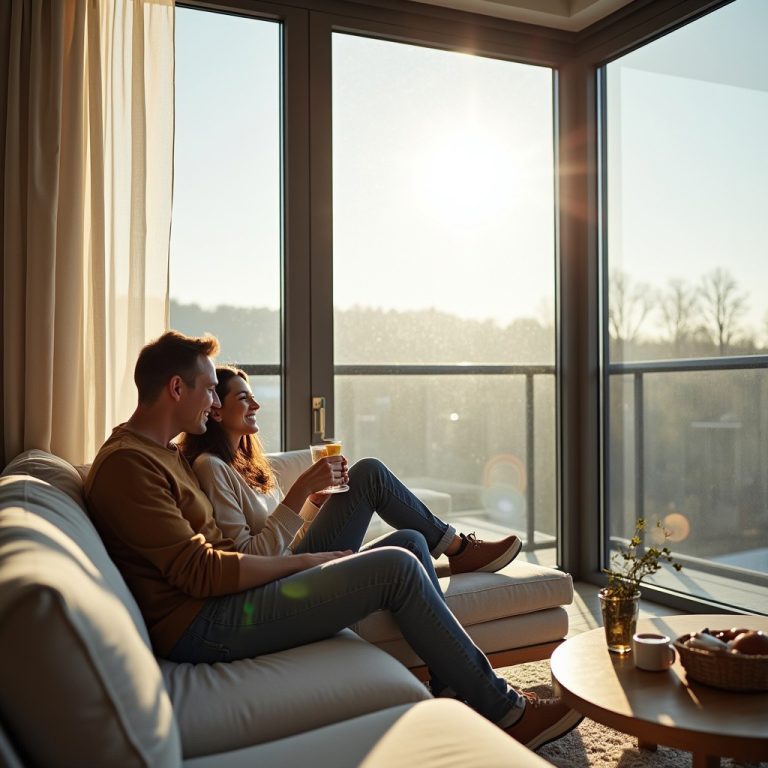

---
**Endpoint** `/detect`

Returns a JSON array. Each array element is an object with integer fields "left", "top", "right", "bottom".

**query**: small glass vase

[{"left": 599, "top": 587, "right": 640, "bottom": 654}]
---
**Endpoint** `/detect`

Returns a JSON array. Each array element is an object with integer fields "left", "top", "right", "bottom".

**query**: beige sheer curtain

[{"left": 1, "top": 0, "right": 174, "bottom": 466}]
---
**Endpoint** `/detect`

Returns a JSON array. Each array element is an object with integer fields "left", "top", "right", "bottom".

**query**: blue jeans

[
  {"left": 293, "top": 457, "right": 456, "bottom": 593},
  {"left": 167, "top": 459, "right": 524, "bottom": 726}
]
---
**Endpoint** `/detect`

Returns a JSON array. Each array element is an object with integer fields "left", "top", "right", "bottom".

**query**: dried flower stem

[{"left": 602, "top": 518, "right": 683, "bottom": 600}]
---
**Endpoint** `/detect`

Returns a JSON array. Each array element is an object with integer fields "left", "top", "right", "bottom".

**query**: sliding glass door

[{"left": 331, "top": 35, "right": 558, "bottom": 554}]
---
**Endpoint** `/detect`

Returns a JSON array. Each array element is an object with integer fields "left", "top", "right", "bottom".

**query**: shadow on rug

[{"left": 498, "top": 661, "right": 767, "bottom": 768}]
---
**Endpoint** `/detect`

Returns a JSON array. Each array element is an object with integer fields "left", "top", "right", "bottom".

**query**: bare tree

[
  {"left": 697, "top": 268, "right": 748, "bottom": 355},
  {"left": 658, "top": 278, "right": 699, "bottom": 356},
  {"left": 764, "top": 309, "right": 768, "bottom": 351},
  {"left": 608, "top": 270, "right": 655, "bottom": 343}
]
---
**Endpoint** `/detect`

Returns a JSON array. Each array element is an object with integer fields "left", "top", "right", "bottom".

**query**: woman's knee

[
  {"left": 349, "top": 456, "right": 387, "bottom": 480},
  {"left": 382, "top": 528, "right": 430, "bottom": 555}
]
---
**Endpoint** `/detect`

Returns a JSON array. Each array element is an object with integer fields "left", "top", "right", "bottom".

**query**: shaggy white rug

[{"left": 498, "top": 661, "right": 767, "bottom": 768}]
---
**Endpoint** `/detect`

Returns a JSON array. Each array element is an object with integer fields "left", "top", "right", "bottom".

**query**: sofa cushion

[
  {"left": 354, "top": 562, "right": 572, "bottom": 653},
  {"left": 184, "top": 699, "right": 553, "bottom": 768},
  {"left": 372, "top": 607, "right": 569, "bottom": 668},
  {"left": 160, "top": 628, "right": 431, "bottom": 758},
  {"left": 0, "top": 476, "right": 181, "bottom": 768}
]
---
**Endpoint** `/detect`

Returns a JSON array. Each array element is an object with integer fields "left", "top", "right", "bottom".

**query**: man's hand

[
  {"left": 295, "top": 550, "right": 354, "bottom": 570},
  {"left": 236, "top": 550, "right": 353, "bottom": 591}
]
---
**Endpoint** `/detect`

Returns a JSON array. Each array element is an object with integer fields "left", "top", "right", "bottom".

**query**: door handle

[{"left": 312, "top": 396, "right": 326, "bottom": 440}]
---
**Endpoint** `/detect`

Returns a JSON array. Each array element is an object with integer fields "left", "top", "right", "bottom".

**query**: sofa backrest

[
  {"left": 267, "top": 448, "right": 312, "bottom": 491},
  {"left": 2, "top": 448, "right": 89, "bottom": 510},
  {"left": 0, "top": 455, "right": 182, "bottom": 767},
  {"left": 1, "top": 450, "right": 151, "bottom": 643}
]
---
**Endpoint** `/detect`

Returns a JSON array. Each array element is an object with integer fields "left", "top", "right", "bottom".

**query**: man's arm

[
  {"left": 87, "top": 449, "right": 242, "bottom": 598},
  {"left": 87, "top": 448, "right": 353, "bottom": 597},
  {"left": 235, "top": 550, "right": 353, "bottom": 591}
]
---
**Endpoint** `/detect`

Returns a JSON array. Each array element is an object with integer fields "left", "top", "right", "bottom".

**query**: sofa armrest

[{"left": 184, "top": 699, "right": 552, "bottom": 768}]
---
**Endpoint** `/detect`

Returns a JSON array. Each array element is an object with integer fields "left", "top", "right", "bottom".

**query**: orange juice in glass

[{"left": 309, "top": 440, "right": 348, "bottom": 493}]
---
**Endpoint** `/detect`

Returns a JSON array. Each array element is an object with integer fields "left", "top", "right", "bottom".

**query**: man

[{"left": 86, "top": 330, "right": 582, "bottom": 750}]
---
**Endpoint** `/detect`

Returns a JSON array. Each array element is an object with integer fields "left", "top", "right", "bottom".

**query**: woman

[{"left": 178, "top": 366, "right": 523, "bottom": 584}]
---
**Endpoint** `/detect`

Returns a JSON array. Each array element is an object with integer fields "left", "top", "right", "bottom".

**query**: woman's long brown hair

[{"left": 178, "top": 366, "right": 275, "bottom": 492}]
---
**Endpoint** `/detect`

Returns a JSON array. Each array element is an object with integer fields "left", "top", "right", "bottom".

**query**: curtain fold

[{"left": 1, "top": 0, "right": 174, "bottom": 466}]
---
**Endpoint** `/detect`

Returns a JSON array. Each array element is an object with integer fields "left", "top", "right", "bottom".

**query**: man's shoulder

[{"left": 86, "top": 427, "right": 181, "bottom": 492}]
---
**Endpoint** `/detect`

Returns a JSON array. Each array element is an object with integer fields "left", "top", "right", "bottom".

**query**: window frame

[
  {"left": 587, "top": 0, "right": 767, "bottom": 613},
  {"left": 175, "top": 0, "right": 743, "bottom": 611}
]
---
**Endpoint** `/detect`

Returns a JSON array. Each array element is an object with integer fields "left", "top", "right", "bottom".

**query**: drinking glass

[{"left": 309, "top": 440, "right": 349, "bottom": 493}]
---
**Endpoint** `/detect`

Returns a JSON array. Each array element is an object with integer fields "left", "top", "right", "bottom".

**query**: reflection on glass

[{"left": 606, "top": 0, "right": 768, "bottom": 363}]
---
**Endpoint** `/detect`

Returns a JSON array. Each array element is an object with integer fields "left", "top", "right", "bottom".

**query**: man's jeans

[{"left": 167, "top": 458, "right": 524, "bottom": 726}]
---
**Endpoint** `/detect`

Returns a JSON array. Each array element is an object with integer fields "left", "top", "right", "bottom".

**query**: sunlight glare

[{"left": 414, "top": 121, "right": 525, "bottom": 226}]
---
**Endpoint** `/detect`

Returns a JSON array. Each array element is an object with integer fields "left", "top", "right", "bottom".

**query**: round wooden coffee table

[{"left": 550, "top": 614, "right": 768, "bottom": 768}]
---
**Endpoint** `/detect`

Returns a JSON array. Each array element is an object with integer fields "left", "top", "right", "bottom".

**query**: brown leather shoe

[
  {"left": 504, "top": 691, "right": 583, "bottom": 751},
  {"left": 448, "top": 532, "right": 522, "bottom": 574}
]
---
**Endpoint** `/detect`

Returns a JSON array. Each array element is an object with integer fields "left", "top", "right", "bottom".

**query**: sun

[{"left": 413, "top": 122, "right": 530, "bottom": 225}]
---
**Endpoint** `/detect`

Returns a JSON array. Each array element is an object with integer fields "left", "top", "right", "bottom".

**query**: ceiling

[{"left": 405, "top": 0, "right": 638, "bottom": 31}]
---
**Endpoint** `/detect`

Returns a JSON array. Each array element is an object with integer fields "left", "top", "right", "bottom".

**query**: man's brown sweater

[{"left": 85, "top": 425, "right": 241, "bottom": 657}]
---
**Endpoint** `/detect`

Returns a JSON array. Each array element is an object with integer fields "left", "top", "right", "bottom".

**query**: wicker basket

[{"left": 674, "top": 633, "right": 768, "bottom": 692}]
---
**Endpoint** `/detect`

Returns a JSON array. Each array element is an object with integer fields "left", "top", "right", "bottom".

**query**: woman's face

[{"left": 213, "top": 375, "right": 260, "bottom": 438}]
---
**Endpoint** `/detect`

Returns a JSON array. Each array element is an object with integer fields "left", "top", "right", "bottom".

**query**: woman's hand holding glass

[{"left": 309, "top": 441, "right": 349, "bottom": 494}]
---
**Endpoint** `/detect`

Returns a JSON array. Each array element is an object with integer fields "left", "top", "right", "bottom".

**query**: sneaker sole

[
  {"left": 478, "top": 537, "right": 523, "bottom": 573},
  {"left": 526, "top": 709, "right": 584, "bottom": 751}
]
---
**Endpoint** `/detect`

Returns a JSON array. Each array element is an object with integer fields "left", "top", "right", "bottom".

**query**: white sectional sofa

[
  {"left": 0, "top": 449, "right": 567, "bottom": 767},
  {"left": 270, "top": 449, "right": 574, "bottom": 676}
]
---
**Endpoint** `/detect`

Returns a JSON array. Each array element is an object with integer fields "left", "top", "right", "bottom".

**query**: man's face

[{"left": 179, "top": 356, "right": 220, "bottom": 435}]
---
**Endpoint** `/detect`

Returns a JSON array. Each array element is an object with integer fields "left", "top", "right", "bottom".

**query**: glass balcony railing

[
  {"left": 241, "top": 363, "right": 557, "bottom": 557},
  {"left": 606, "top": 354, "right": 768, "bottom": 612}
]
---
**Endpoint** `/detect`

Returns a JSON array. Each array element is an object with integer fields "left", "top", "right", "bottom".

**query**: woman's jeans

[
  {"left": 294, "top": 457, "right": 456, "bottom": 593},
  {"left": 167, "top": 458, "right": 524, "bottom": 726}
]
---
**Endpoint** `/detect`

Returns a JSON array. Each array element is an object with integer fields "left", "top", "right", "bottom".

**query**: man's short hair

[{"left": 134, "top": 331, "right": 220, "bottom": 404}]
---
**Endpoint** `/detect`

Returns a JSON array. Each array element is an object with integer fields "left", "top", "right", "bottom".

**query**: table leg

[
  {"left": 691, "top": 753, "right": 720, "bottom": 768},
  {"left": 637, "top": 739, "right": 657, "bottom": 752}
]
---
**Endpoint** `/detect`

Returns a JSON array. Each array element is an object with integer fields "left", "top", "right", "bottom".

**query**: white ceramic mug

[{"left": 632, "top": 632, "right": 676, "bottom": 671}]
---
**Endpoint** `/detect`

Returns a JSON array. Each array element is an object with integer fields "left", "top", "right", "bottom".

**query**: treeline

[
  {"left": 172, "top": 265, "right": 768, "bottom": 366},
  {"left": 609, "top": 268, "right": 768, "bottom": 359},
  {"left": 170, "top": 301, "right": 556, "bottom": 364}
]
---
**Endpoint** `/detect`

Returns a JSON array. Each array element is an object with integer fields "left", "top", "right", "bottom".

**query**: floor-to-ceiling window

[
  {"left": 602, "top": 0, "right": 768, "bottom": 612},
  {"left": 170, "top": 8, "right": 283, "bottom": 451},
  {"left": 331, "top": 35, "right": 558, "bottom": 553},
  {"left": 169, "top": 5, "right": 561, "bottom": 557}
]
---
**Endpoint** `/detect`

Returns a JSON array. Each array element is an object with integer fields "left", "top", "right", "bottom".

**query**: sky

[
  {"left": 170, "top": 10, "right": 555, "bottom": 327},
  {"left": 170, "top": 0, "right": 767, "bottom": 338},
  {"left": 606, "top": 0, "right": 768, "bottom": 339}
]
